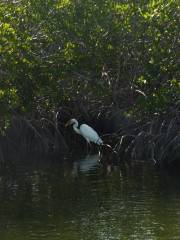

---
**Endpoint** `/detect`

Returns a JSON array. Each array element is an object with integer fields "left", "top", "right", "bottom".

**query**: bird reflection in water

[
  {"left": 72, "top": 154, "right": 100, "bottom": 176},
  {"left": 71, "top": 150, "right": 123, "bottom": 177}
]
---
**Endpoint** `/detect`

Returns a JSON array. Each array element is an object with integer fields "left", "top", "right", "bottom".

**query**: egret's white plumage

[{"left": 65, "top": 118, "right": 103, "bottom": 145}]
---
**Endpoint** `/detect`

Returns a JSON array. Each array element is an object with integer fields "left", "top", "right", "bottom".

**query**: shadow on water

[{"left": 0, "top": 152, "right": 180, "bottom": 240}]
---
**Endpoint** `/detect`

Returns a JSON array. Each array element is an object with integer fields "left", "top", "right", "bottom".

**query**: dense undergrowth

[{"left": 0, "top": 0, "right": 179, "bottom": 167}]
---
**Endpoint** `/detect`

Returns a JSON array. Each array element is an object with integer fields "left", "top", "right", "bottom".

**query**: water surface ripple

[{"left": 0, "top": 153, "right": 180, "bottom": 240}]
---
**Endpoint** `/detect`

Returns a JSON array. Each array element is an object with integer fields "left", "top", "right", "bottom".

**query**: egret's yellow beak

[{"left": 65, "top": 120, "right": 71, "bottom": 127}]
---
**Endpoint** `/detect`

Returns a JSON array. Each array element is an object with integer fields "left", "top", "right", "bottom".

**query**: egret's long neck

[{"left": 73, "top": 122, "right": 81, "bottom": 135}]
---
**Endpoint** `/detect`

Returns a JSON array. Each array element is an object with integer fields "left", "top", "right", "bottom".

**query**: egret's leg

[
  {"left": 89, "top": 142, "right": 92, "bottom": 152},
  {"left": 85, "top": 141, "right": 89, "bottom": 153},
  {"left": 86, "top": 140, "right": 91, "bottom": 153}
]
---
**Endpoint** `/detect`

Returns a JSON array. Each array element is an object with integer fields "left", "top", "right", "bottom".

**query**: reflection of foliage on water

[{"left": 0, "top": 156, "right": 180, "bottom": 240}]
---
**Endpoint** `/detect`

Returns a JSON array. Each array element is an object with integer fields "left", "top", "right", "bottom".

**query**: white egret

[{"left": 65, "top": 118, "right": 103, "bottom": 147}]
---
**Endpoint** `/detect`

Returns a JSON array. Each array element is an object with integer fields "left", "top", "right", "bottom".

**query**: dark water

[{"left": 0, "top": 153, "right": 180, "bottom": 240}]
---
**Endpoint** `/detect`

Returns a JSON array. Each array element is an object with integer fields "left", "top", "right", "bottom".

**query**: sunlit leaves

[
  {"left": 0, "top": 0, "right": 179, "bottom": 119},
  {"left": 56, "top": 0, "right": 71, "bottom": 9},
  {"left": 63, "top": 42, "right": 75, "bottom": 61}
]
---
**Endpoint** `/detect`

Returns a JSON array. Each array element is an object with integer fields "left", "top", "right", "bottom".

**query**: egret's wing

[{"left": 80, "top": 124, "right": 103, "bottom": 144}]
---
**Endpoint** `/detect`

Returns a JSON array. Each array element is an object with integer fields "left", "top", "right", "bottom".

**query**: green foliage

[{"left": 0, "top": 0, "right": 179, "bottom": 123}]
